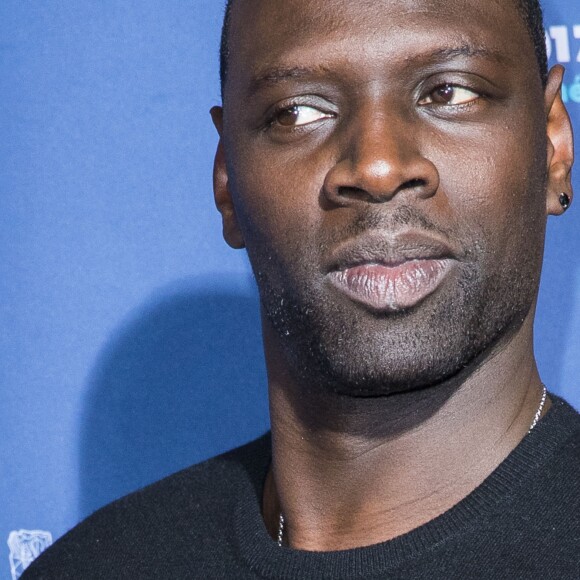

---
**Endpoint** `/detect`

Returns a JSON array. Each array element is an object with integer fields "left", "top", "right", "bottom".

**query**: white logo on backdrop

[
  {"left": 546, "top": 25, "right": 580, "bottom": 63},
  {"left": 7, "top": 530, "right": 53, "bottom": 580},
  {"left": 545, "top": 24, "right": 580, "bottom": 106}
]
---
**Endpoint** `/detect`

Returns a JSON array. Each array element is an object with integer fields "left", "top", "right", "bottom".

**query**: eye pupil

[
  {"left": 277, "top": 106, "right": 300, "bottom": 126},
  {"left": 434, "top": 84, "right": 455, "bottom": 103}
]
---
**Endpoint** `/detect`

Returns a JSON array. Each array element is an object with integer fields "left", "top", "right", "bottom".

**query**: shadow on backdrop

[
  {"left": 79, "top": 215, "right": 579, "bottom": 519},
  {"left": 79, "top": 275, "right": 270, "bottom": 518}
]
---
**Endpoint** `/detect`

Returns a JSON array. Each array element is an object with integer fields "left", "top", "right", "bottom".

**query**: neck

[{"left": 262, "top": 314, "right": 548, "bottom": 551}]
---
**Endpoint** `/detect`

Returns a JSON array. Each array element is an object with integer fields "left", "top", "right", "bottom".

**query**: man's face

[{"left": 215, "top": 0, "right": 552, "bottom": 396}]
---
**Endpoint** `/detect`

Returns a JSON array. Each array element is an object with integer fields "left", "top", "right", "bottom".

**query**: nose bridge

[{"left": 323, "top": 100, "right": 438, "bottom": 204}]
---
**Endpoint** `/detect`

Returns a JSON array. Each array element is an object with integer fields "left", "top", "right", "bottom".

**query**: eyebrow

[
  {"left": 247, "top": 65, "right": 334, "bottom": 97},
  {"left": 247, "top": 44, "right": 509, "bottom": 96},
  {"left": 427, "top": 45, "right": 509, "bottom": 64}
]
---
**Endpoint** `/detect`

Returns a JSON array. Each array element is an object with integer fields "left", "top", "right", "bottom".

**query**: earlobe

[
  {"left": 544, "top": 66, "right": 574, "bottom": 216},
  {"left": 210, "top": 106, "right": 246, "bottom": 249}
]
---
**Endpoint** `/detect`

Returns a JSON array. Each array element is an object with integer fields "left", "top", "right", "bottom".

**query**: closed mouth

[
  {"left": 327, "top": 259, "right": 455, "bottom": 312},
  {"left": 325, "top": 230, "right": 459, "bottom": 312}
]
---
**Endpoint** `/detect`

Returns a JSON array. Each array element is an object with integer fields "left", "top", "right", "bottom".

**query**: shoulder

[
  {"left": 494, "top": 396, "right": 580, "bottom": 548},
  {"left": 22, "top": 434, "right": 271, "bottom": 579},
  {"left": 526, "top": 395, "right": 580, "bottom": 499},
  {"left": 480, "top": 397, "right": 580, "bottom": 575},
  {"left": 539, "top": 396, "right": 580, "bottom": 504},
  {"left": 543, "top": 395, "right": 580, "bottom": 465}
]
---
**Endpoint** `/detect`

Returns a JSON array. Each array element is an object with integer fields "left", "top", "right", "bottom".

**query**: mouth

[
  {"left": 327, "top": 259, "right": 455, "bottom": 312},
  {"left": 325, "top": 231, "right": 459, "bottom": 312}
]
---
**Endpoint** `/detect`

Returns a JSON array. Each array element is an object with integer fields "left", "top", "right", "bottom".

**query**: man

[{"left": 24, "top": 0, "right": 578, "bottom": 578}]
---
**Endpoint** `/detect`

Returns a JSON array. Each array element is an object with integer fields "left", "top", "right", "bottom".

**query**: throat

[{"left": 265, "top": 367, "right": 547, "bottom": 551}]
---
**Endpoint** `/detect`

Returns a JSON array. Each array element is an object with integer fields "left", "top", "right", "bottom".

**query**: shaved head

[{"left": 219, "top": 0, "right": 548, "bottom": 98}]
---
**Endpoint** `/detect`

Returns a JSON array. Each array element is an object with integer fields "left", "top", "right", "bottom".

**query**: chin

[
  {"left": 261, "top": 261, "right": 536, "bottom": 400},
  {"left": 283, "top": 321, "right": 486, "bottom": 398}
]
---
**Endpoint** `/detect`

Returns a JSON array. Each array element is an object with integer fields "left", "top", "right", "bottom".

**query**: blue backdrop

[{"left": 1, "top": 2, "right": 579, "bottom": 578}]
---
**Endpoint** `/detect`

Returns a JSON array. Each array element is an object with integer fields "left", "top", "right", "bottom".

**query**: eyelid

[
  {"left": 418, "top": 84, "right": 481, "bottom": 106},
  {"left": 267, "top": 99, "right": 337, "bottom": 129}
]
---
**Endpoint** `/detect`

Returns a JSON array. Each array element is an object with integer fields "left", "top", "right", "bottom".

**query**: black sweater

[{"left": 24, "top": 396, "right": 580, "bottom": 579}]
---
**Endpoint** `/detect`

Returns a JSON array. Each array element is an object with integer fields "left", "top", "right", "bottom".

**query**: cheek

[
  {"left": 432, "top": 121, "right": 546, "bottom": 257},
  {"left": 229, "top": 142, "right": 329, "bottom": 253}
]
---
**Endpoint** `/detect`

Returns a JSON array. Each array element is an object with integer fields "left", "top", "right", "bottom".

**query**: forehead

[
  {"left": 229, "top": 0, "right": 522, "bottom": 41},
  {"left": 226, "top": 0, "right": 531, "bottom": 92}
]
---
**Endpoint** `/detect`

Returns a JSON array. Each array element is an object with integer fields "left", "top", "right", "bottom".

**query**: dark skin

[{"left": 211, "top": 0, "right": 574, "bottom": 551}]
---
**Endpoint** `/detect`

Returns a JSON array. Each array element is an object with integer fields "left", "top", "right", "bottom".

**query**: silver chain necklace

[{"left": 276, "top": 385, "right": 547, "bottom": 547}]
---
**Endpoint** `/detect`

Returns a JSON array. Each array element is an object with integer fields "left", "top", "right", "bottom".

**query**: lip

[
  {"left": 325, "top": 231, "right": 459, "bottom": 312},
  {"left": 327, "top": 259, "right": 454, "bottom": 312}
]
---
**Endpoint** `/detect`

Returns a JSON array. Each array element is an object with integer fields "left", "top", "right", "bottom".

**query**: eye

[
  {"left": 418, "top": 84, "right": 480, "bottom": 106},
  {"left": 272, "top": 104, "right": 332, "bottom": 127}
]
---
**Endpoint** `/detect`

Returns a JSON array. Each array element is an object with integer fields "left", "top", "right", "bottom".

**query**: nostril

[
  {"left": 335, "top": 179, "right": 428, "bottom": 203},
  {"left": 337, "top": 186, "right": 369, "bottom": 199},
  {"left": 323, "top": 152, "right": 439, "bottom": 206},
  {"left": 402, "top": 178, "right": 427, "bottom": 190}
]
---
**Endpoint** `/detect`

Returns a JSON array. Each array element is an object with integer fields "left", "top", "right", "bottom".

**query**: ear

[
  {"left": 545, "top": 65, "right": 574, "bottom": 216},
  {"left": 210, "top": 106, "right": 245, "bottom": 249}
]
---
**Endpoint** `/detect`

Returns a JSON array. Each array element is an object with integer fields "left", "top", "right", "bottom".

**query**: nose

[{"left": 323, "top": 110, "right": 439, "bottom": 205}]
